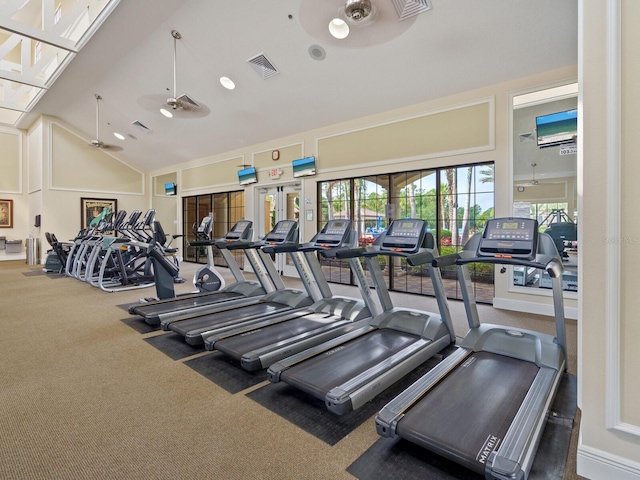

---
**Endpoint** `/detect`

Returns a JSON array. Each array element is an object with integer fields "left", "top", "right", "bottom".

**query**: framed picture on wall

[
  {"left": 0, "top": 199, "right": 13, "bottom": 228},
  {"left": 81, "top": 197, "right": 117, "bottom": 233}
]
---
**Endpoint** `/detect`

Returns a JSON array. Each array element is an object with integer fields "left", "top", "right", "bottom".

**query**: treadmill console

[
  {"left": 313, "top": 219, "right": 352, "bottom": 246},
  {"left": 478, "top": 218, "right": 538, "bottom": 260},
  {"left": 224, "top": 220, "right": 252, "bottom": 241},
  {"left": 380, "top": 219, "right": 426, "bottom": 253},
  {"left": 264, "top": 220, "right": 298, "bottom": 244}
]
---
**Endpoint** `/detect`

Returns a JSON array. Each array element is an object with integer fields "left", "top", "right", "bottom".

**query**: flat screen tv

[
  {"left": 238, "top": 166, "right": 258, "bottom": 185},
  {"left": 292, "top": 156, "right": 316, "bottom": 178},
  {"left": 165, "top": 182, "right": 177, "bottom": 196},
  {"left": 536, "top": 109, "right": 577, "bottom": 148}
]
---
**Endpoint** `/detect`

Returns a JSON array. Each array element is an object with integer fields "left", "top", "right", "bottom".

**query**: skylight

[{"left": 0, "top": 0, "right": 120, "bottom": 128}]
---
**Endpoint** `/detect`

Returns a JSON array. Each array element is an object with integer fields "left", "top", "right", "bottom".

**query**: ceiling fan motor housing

[
  {"left": 345, "top": 0, "right": 372, "bottom": 21},
  {"left": 166, "top": 97, "right": 181, "bottom": 109}
]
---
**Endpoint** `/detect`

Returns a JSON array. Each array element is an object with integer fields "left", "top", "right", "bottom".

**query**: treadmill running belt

[
  {"left": 214, "top": 312, "right": 336, "bottom": 360},
  {"left": 396, "top": 351, "right": 539, "bottom": 475},
  {"left": 132, "top": 291, "right": 243, "bottom": 317},
  {"left": 280, "top": 329, "right": 420, "bottom": 400},
  {"left": 169, "top": 301, "right": 292, "bottom": 338}
]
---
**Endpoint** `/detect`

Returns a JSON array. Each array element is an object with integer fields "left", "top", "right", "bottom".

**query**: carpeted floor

[{"left": 0, "top": 261, "right": 585, "bottom": 479}]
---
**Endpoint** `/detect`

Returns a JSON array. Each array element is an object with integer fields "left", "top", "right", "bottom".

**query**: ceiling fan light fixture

[
  {"left": 220, "top": 76, "right": 235, "bottom": 90},
  {"left": 345, "top": 0, "right": 372, "bottom": 21},
  {"left": 328, "top": 18, "right": 350, "bottom": 39},
  {"left": 113, "top": 132, "right": 125, "bottom": 140},
  {"left": 160, "top": 108, "right": 173, "bottom": 118}
]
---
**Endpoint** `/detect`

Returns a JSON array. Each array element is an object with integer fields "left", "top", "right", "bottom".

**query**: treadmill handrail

[
  {"left": 334, "top": 246, "right": 368, "bottom": 259},
  {"left": 262, "top": 243, "right": 300, "bottom": 254},
  {"left": 406, "top": 251, "right": 437, "bottom": 267}
]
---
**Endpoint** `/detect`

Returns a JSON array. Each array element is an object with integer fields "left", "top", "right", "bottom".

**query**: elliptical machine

[{"left": 191, "top": 216, "right": 225, "bottom": 293}]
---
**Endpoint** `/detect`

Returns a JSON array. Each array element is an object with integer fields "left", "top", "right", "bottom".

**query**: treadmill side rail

[
  {"left": 375, "top": 347, "right": 472, "bottom": 437},
  {"left": 488, "top": 366, "right": 563, "bottom": 480},
  {"left": 327, "top": 334, "right": 451, "bottom": 415},
  {"left": 267, "top": 325, "right": 377, "bottom": 382}
]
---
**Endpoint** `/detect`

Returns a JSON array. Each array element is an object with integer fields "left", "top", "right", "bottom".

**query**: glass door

[{"left": 257, "top": 183, "right": 301, "bottom": 277}]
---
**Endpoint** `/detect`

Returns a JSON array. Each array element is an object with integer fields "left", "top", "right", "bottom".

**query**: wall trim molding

[
  {"left": 577, "top": 442, "right": 640, "bottom": 479},
  {"left": 315, "top": 96, "right": 495, "bottom": 159},
  {"left": 48, "top": 121, "right": 145, "bottom": 195},
  {"left": 603, "top": 0, "right": 639, "bottom": 437}
]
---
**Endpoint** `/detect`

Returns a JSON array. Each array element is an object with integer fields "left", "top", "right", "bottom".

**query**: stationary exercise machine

[
  {"left": 190, "top": 216, "right": 225, "bottom": 292},
  {"left": 375, "top": 217, "right": 567, "bottom": 480},
  {"left": 128, "top": 220, "right": 276, "bottom": 326},
  {"left": 267, "top": 219, "right": 455, "bottom": 415},
  {"left": 202, "top": 219, "right": 379, "bottom": 371},
  {"left": 162, "top": 219, "right": 319, "bottom": 346}
]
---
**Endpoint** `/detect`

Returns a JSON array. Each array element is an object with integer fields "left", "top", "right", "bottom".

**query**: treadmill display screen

[
  {"left": 225, "top": 220, "right": 251, "bottom": 240},
  {"left": 479, "top": 218, "right": 538, "bottom": 259},
  {"left": 389, "top": 220, "right": 421, "bottom": 237},
  {"left": 264, "top": 220, "right": 297, "bottom": 243},
  {"left": 381, "top": 219, "right": 425, "bottom": 252},
  {"left": 315, "top": 220, "right": 351, "bottom": 245}
]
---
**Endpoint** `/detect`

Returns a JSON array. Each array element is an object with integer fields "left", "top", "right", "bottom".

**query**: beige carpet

[{"left": 0, "top": 260, "right": 583, "bottom": 479}]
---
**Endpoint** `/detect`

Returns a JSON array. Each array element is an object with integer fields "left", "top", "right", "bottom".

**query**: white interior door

[{"left": 257, "top": 183, "right": 301, "bottom": 277}]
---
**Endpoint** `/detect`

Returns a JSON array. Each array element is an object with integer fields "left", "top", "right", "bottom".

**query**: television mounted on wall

[
  {"left": 536, "top": 109, "right": 577, "bottom": 148},
  {"left": 165, "top": 182, "right": 177, "bottom": 196},
  {"left": 238, "top": 166, "right": 258, "bottom": 186},
  {"left": 292, "top": 156, "right": 316, "bottom": 178}
]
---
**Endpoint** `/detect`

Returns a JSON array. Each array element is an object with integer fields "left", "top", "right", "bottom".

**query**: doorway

[{"left": 257, "top": 183, "right": 301, "bottom": 276}]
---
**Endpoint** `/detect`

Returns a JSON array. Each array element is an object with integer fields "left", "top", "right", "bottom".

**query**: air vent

[
  {"left": 131, "top": 120, "right": 152, "bottom": 133},
  {"left": 391, "top": 0, "right": 432, "bottom": 21},
  {"left": 246, "top": 53, "right": 280, "bottom": 80}
]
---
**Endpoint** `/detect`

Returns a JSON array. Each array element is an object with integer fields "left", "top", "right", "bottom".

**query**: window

[
  {"left": 318, "top": 162, "right": 495, "bottom": 302},
  {"left": 182, "top": 190, "right": 245, "bottom": 268}
]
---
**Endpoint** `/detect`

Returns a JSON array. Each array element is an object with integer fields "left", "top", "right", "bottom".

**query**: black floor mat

[
  {"left": 119, "top": 317, "right": 158, "bottom": 334},
  {"left": 143, "top": 332, "right": 205, "bottom": 360},
  {"left": 247, "top": 355, "right": 444, "bottom": 446},
  {"left": 347, "top": 374, "right": 577, "bottom": 480},
  {"left": 183, "top": 352, "right": 267, "bottom": 394},
  {"left": 22, "top": 270, "right": 45, "bottom": 276},
  {"left": 116, "top": 303, "right": 137, "bottom": 311}
]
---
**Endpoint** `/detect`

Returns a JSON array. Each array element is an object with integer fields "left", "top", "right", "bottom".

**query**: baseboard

[
  {"left": 577, "top": 443, "right": 640, "bottom": 479},
  {"left": 493, "top": 297, "right": 578, "bottom": 320}
]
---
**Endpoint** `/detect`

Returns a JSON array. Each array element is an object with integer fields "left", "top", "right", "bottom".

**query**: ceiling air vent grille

[
  {"left": 131, "top": 120, "right": 151, "bottom": 132},
  {"left": 246, "top": 52, "right": 279, "bottom": 80},
  {"left": 391, "top": 0, "right": 432, "bottom": 21}
]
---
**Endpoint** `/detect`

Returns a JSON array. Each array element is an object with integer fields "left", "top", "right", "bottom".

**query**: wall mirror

[{"left": 511, "top": 82, "right": 578, "bottom": 295}]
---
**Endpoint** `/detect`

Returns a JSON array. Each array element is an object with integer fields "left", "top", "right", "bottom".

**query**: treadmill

[
  {"left": 128, "top": 220, "right": 273, "bottom": 326},
  {"left": 202, "top": 219, "right": 380, "bottom": 371},
  {"left": 267, "top": 219, "right": 455, "bottom": 415},
  {"left": 375, "top": 217, "right": 567, "bottom": 480},
  {"left": 163, "top": 220, "right": 321, "bottom": 346}
]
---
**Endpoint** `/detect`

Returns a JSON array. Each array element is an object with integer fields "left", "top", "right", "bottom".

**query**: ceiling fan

[
  {"left": 165, "top": 30, "right": 199, "bottom": 113},
  {"left": 88, "top": 94, "right": 123, "bottom": 151},
  {"left": 299, "top": 0, "right": 431, "bottom": 48},
  {"left": 138, "top": 30, "right": 210, "bottom": 118},
  {"left": 515, "top": 162, "right": 564, "bottom": 188}
]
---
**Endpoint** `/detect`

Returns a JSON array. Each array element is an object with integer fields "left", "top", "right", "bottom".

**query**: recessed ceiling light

[
  {"left": 328, "top": 18, "right": 349, "bottom": 39},
  {"left": 160, "top": 108, "right": 173, "bottom": 118},
  {"left": 220, "top": 76, "right": 235, "bottom": 90},
  {"left": 113, "top": 132, "right": 125, "bottom": 140}
]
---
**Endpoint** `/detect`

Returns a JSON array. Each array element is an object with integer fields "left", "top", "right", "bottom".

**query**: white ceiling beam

[{"left": 0, "top": 17, "right": 78, "bottom": 52}]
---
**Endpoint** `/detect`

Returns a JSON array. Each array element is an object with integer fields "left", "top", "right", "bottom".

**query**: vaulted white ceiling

[{"left": 5, "top": 0, "right": 578, "bottom": 172}]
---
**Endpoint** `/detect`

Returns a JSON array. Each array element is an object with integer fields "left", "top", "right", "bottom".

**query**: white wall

[{"left": 577, "top": 0, "right": 640, "bottom": 478}]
